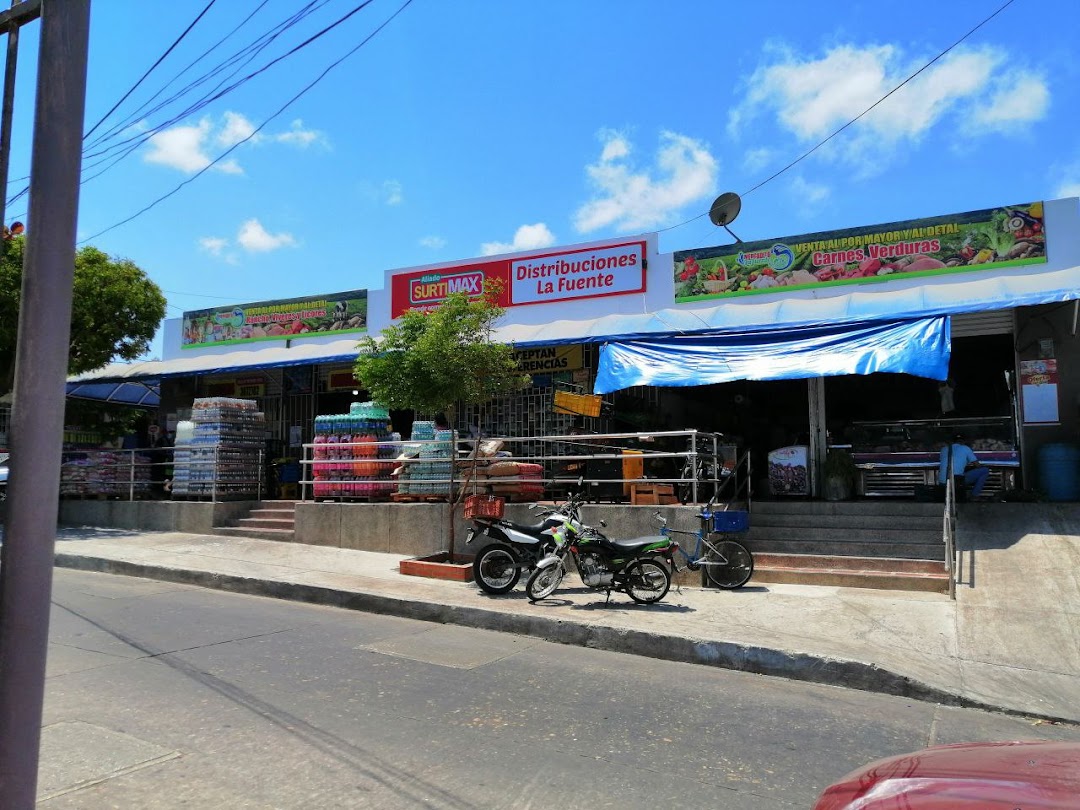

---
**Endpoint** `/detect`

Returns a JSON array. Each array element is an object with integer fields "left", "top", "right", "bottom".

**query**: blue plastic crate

[{"left": 711, "top": 510, "right": 749, "bottom": 533}]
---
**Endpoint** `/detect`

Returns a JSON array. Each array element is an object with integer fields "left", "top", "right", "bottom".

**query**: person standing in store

[{"left": 938, "top": 433, "right": 989, "bottom": 498}]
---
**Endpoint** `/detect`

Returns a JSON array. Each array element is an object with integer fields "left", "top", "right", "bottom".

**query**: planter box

[{"left": 399, "top": 551, "right": 474, "bottom": 582}]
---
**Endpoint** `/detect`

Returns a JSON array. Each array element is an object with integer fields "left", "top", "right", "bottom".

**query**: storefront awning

[
  {"left": 64, "top": 338, "right": 364, "bottom": 404},
  {"left": 497, "top": 261, "right": 1080, "bottom": 348},
  {"left": 593, "top": 316, "right": 950, "bottom": 393}
]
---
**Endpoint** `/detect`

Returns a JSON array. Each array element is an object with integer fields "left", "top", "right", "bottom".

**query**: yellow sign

[{"left": 513, "top": 344, "right": 584, "bottom": 374}]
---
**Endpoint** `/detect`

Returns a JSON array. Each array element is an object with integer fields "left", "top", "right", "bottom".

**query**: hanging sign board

[
  {"left": 674, "top": 202, "right": 1047, "bottom": 302},
  {"left": 235, "top": 376, "right": 266, "bottom": 398},
  {"left": 1020, "top": 359, "right": 1059, "bottom": 424},
  {"left": 182, "top": 289, "right": 368, "bottom": 349},
  {"left": 390, "top": 240, "right": 646, "bottom": 317},
  {"left": 512, "top": 345, "right": 584, "bottom": 374}
]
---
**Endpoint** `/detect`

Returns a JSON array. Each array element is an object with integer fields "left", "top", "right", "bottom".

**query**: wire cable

[
  {"left": 80, "top": 0, "right": 416, "bottom": 244},
  {"left": 82, "top": 0, "right": 218, "bottom": 142},
  {"left": 655, "top": 0, "right": 1018, "bottom": 236}
]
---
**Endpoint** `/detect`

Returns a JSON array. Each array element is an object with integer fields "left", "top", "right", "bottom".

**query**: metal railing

[
  {"left": 943, "top": 472, "right": 957, "bottom": 600},
  {"left": 59, "top": 445, "right": 264, "bottom": 503},
  {"left": 298, "top": 428, "right": 747, "bottom": 506}
]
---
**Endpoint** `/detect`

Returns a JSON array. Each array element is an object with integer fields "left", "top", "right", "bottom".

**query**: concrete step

[
  {"left": 750, "top": 513, "right": 941, "bottom": 531},
  {"left": 234, "top": 517, "right": 295, "bottom": 530},
  {"left": 248, "top": 509, "right": 296, "bottom": 520},
  {"left": 754, "top": 553, "right": 945, "bottom": 575},
  {"left": 743, "top": 539, "right": 944, "bottom": 560},
  {"left": 752, "top": 551, "right": 948, "bottom": 592},
  {"left": 752, "top": 501, "right": 941, "bottom": 517},
  {"left": 209, "top": 526, "right": 295, "bottom": 543},
  {"left": 746, "top": 525, "right": 942, "bottom": 545}
]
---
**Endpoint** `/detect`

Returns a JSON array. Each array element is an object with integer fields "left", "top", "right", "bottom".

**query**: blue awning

[
  {"left": 594, "top": 316, "right": 950, "bottom": 393},
  {"left": 66, "top": 380, "right": 160, "bottom": 407}
]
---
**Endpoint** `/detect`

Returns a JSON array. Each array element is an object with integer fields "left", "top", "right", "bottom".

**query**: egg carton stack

[{"left": 173, "top": 397, "right": 265, "bottom": 499}]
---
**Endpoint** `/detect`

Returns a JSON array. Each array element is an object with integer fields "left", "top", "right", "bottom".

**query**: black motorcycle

[
  {"left": 466, "top": 489, "right": 590, "bottom": 595},
  {"left": 524, "top": 516, "right": 678, "bottom": 605}
]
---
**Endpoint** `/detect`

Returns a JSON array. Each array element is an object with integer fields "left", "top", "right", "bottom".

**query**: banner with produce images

[
  {"left": 181, "top": 290, "right": 368, "bottom": 349},
  {"left": 674, "top": 202, "right": 1047, "bottom": 302}
]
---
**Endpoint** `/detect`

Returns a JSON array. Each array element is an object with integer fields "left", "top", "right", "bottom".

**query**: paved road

[{"left": 40, "top": 569, "right": 1080, "bottom": 809}]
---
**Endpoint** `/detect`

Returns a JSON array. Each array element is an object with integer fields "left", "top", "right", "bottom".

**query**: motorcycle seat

[{"left": 596, "top": 535, "right": 668, "bottom": 552}]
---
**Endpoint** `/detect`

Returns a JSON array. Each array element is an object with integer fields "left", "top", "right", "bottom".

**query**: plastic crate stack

[
  {"left": 312, "top": 402, "right": 396, "bottom": 500},
  {"left": 173, "top": 398, "right": 265, "bottom": 498}
]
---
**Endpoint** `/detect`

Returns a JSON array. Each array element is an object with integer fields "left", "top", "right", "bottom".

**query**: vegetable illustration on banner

[
  {"left": 182, "top": 290, "right": 368, "bottom": 349},
  {"left": 674, "top": 202, "right": 1046, "bottom": 302}
]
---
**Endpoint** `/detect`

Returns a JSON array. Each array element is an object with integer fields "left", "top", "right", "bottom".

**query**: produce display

[
  {"left": 312, "top": 402, "right": 397, "bottom": 500},
  {"left": 172, "top": 397, "right": 265, "bottom": 498}
]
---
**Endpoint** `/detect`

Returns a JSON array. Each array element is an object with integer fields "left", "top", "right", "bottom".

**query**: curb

[{"left": 52, "top": 552, "right": 1072, "bottom": 725}]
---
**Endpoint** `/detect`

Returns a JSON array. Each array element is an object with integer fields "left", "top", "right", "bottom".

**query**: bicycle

[{"left": 654, "top": 498, "right": 754, "bottom": 589}]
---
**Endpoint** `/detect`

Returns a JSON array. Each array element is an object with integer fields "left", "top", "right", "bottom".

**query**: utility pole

[
  {"left": 0, "top": 0, "right": 36, "bottom": 232},
  {"left": 0, "top": 1, "right": 91, "bottom": 807}
]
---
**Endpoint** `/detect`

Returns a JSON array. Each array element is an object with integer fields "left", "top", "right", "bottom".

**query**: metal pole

[
  {"left": 0, "top": 2, "right": 92, "bottom": 805},
  {"left": 128, "top": 448, "right": 134, "bottom": 501},
  {"left": 690, "top": 432, "right": 698, "bottom": 505},
  {"left": 0, "top": 0, "right": 22, "bottom": 232}
]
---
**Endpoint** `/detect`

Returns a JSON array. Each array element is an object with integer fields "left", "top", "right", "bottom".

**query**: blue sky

[{"left": 6, "top": 0, "right": 1080, "bottom": 359}]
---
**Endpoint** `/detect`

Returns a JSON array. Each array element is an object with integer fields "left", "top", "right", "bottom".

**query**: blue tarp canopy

[
  {"left": 594, "top": 316, "right": 950, "bottom": 394},
  {"left": 66, "top": 380, "right": 160, "bottom": 407}
]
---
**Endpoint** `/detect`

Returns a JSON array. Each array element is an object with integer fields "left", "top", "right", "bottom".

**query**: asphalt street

[{"left": 39, "top": 568, "right": 1080, "bottom": 809}]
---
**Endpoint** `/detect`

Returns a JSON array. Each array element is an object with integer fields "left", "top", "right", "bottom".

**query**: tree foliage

[
  {"left": 353, "top": 281, "right": 529, "bottom": 422},
  {"left": 0, "top": 239, "right": 167, "bottom": 394}
]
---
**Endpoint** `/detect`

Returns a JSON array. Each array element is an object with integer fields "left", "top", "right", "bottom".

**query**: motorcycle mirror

[
  {"left": 599, "top": 519, "right": 607, "bottom": 527},
  {"left": 654, "top": 511, "right": 667, "bottom": 526}
]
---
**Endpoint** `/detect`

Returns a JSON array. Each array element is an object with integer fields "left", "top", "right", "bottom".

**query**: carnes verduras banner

[
  {"left": 181, "top": 290, "right": 368, "bottom": 349},
  {"left": 673, "top": 202, "right": 1047, "bottom": 302}
]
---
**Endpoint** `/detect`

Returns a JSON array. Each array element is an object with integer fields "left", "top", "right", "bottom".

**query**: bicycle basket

[
  {"left": 464, "top": 494, "right": 505, "bottom": 519},
  {"left": 711, "top": 510, "right": 749, "bottom": 533}
]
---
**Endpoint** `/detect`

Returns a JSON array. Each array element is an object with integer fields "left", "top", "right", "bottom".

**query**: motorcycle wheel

[
  {"left": 525, "top": 562, "right": 564, "bottom": 602},
  {"left": 624, "top": 558, "right": 671, "bottom": 604},
  {"left": 705, "top": 539, "right": 754, "bottom": 590},
  {"left": 471, "top": 543, "right": 522, "bottom": 595}
]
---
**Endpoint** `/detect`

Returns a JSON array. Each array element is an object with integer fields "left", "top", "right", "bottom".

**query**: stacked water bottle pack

[
  {"left": 396, "top": 421, "right": 454, "bottom": 497},
  {"left": 312, "top": 401, "right": 397, "bottom": 500},
  {"left": 172, "top": 398, "right": 265, "bottom": 498}
]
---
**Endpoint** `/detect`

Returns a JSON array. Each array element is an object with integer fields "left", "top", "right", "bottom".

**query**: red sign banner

[{"left": 390, "top": 240, "right": 646, "bottom": 317}]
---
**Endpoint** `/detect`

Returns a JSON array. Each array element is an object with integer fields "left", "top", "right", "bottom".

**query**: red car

[{"left": 813, "top": 740, "right": 1080, "bottom": 809}]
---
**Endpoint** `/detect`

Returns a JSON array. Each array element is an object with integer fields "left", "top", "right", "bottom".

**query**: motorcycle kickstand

[{"left": 604, "top": 589, "right": 612, "bottom": 606}]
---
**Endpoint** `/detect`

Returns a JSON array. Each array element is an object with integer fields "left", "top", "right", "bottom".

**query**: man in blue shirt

[{"left": 939, "top": 434, "right": 990, "bottom": 497}]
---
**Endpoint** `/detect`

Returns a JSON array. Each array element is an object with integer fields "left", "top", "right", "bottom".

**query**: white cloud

[
  {"left": 383, "top": 180, "right": 404, "bottom": 206},
  {"left": 1057, "top": 181, "right": 1080, "bottom": 198},
  {"left": 236, "top": 218, "right": 297, "bottom": 252},
  {"left": 274, "top": 119, "right": 325, "bottom": 148},
  {"left": 730, "top": 44, "right": 1049, "bottom": 170},
  {"left": 217, "top": 111, "right": 259, "bottom": 148},
  {"left": 574, "top": 130, "right": 718, "bottom": 233},
  {"left": 480, "top": 223, "right": 557, "bottom": 256},
  {"left": 198, "top": 236, "right": 228, "bottom": 256},
  {"left": 145, "top": 118, "right": 216, "bottom": 173},
  {"left": 743, "top": 147, "right": 772, "bottom": 172},
  {"left": 973, "top": 76, "right": 1049, "bottom": 129},
  {"left": 420, "top": 235, "right": 447, "bottom": 249},
  {"left": 790, "top": 176, "right": 830, "bottom": 204}
]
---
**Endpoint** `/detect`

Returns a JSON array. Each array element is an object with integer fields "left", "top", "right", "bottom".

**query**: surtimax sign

[{"left": 389, "top": 240, "right": 646, "bottom": 317}]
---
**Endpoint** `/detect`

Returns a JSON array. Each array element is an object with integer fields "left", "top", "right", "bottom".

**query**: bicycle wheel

[
  {"left": 624, "top": 558, "right": 671, "bottom": 604},
  {"left": 704, "top": 538, "right": 754, "bottom": 589}
]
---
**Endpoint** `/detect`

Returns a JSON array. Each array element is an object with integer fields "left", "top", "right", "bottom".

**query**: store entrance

[{"left": 826, "top": 334, "right": 1015, "bottom": 438}]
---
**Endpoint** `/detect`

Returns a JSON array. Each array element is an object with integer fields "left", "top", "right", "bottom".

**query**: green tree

[
  {"left": 354, "top": 280, "right": 529, "bottom": 559},
  {"left": 0, "top": 239, "right": 167, "bottom": 396}
]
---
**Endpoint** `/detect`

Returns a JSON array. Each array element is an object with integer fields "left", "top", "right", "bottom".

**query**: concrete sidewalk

[{"left": 50, "top": 512, "right": 1080, "bottom": 724}]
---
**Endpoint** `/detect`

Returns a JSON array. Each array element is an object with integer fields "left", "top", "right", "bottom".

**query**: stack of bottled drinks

[
  {"left": 174, "top": 398, "right": 265, "bottom": 498},
  {"left": 311, "top": 401, "right": 397, "bottom": 500}
]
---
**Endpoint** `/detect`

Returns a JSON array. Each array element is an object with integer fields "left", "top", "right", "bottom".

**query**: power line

[
  {"left": 82, "top": 0, "right": 218, "bottom": 141},
  {"left": 80, "top": 0, "right": 416, "bottom": 244},
  {"left": 656, "top": 0, "right": 1018, "bottom": 237}
]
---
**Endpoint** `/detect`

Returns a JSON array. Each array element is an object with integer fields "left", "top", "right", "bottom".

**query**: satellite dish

[
  {"left": 707, "top": 192, "right": 744, "bottom": 242},
  {"left": 708, "top": 192, "right": 742, "bottom": 226}
]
